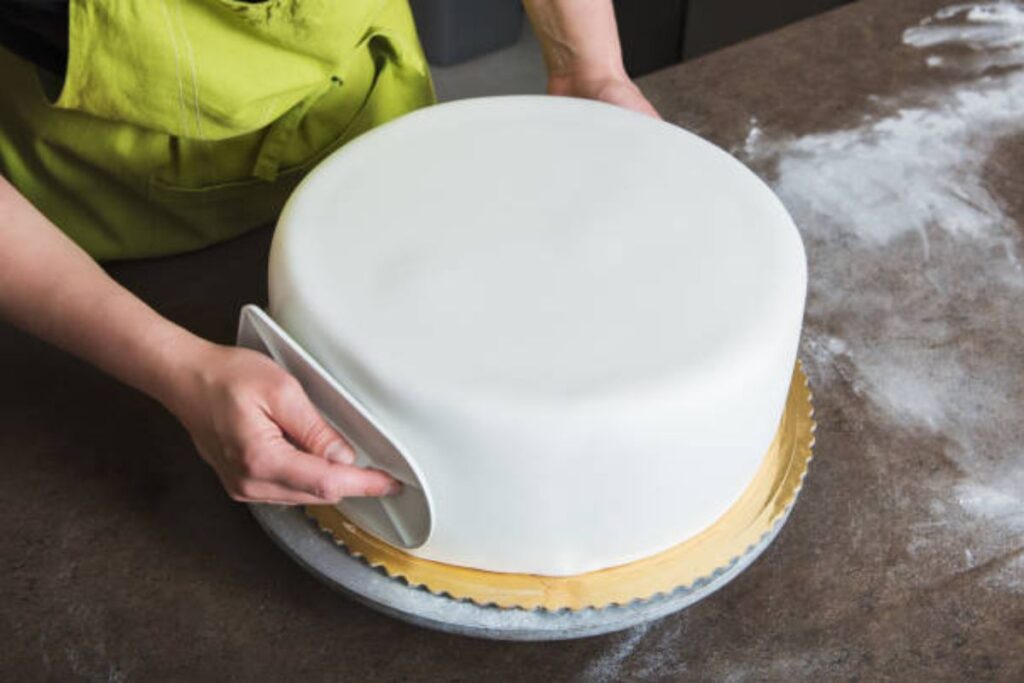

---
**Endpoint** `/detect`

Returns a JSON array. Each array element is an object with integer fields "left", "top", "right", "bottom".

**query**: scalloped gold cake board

[{"left": 306, "top": 362, "right": 815, "bottom": 611}]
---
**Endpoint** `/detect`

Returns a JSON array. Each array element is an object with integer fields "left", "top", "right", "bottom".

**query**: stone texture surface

[{"left": 2, "top": 0, "right": 1022, "bottom": 680}]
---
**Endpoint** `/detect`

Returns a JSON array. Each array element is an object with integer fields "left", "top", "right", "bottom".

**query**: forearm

[
  {"left": 0, "top": 176, "right": 206, "bottom": 408},
  {"left": 0, "top": 177, "right": 394, "bottom": 502},
  {"left": 523, "top": 0, "right": 627, "bottom": 83}
]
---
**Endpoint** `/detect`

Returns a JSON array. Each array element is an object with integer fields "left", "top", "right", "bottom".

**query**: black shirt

[{"left": 0, "top": 0, "right": 68, "bottom": 75}]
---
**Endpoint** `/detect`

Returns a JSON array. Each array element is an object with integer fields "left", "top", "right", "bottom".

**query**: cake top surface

[{"left": 272, "top": 96, "right": 804, "bottom": 404}]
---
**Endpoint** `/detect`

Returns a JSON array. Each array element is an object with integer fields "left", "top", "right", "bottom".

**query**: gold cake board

[{"left": 306, "top": 362, "right": 815, "bottom": 611}]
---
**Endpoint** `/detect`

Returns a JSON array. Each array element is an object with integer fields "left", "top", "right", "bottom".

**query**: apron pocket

[{"left": 147, "top": 40, "right": 431, "bottom": 234}]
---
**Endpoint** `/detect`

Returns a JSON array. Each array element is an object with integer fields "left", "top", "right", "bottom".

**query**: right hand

[
  {"left": 0, "top": 177, "right": 397, "bottom": 506},
  {"left": 164, "top": 340, "right": 400, "bottom": 505}
]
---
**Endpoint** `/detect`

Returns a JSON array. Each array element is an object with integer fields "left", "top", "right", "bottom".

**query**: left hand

[
  {"left": 548, "top": 72, "right": 659, "bottom": 118},
  {"left": 548, "top": 72, "right": 662, "bottom": 119},
  {"left": 523, "top": 0, "right": 661, "bottom": 119}
]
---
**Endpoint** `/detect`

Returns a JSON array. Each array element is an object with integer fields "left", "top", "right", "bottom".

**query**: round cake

[{"left": 269, "top": 96, "right": 806, "bottom": 576}]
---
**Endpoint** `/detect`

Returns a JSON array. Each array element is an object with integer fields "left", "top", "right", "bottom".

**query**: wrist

[
  {"left": 525, "top": 0, "right": 629, "bottom": 93},
  {"left": 143, "top": 325, "right": 218, "bottom": 417}
]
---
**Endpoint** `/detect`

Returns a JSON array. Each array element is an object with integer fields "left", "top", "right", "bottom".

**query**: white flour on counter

[
  {"left": 743, "top": 2, "right": 1024, "bottom": 255},
  {"left": 585, "top": 5, "right": 1024, "bottom": 679},
  {"left": 740, "top": 1, "right": 1024, "bottom": 597},
  {"left": 581, "top": 622, "right": 655, "bottom": 683},
  {"left": 904, "top": 2, "right": 1024, "bottom": 53}
]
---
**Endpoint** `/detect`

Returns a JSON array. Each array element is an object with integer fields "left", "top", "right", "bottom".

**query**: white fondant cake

[{"left": 269, "top": 96, "right": 806, "bottom": 576}]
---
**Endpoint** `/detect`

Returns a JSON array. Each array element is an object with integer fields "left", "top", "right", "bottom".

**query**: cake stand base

[{"left": 248, "top": 502, "right": 796, "bottom": 641}]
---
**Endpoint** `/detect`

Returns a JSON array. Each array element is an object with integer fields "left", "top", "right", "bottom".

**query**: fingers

[
  {"left": 222, "top": 430, "right": 401, "bottom": 504},
  {"left": 593, "top": 79, "right": 661, "bottom": 120},
  {"left": 206, "top": 361, "right": 401, "bottom": 505},
  {"left": 219, "top": 440, "right": 402, "bottom": 504},
  {"left": 224, "top": 479, "right": 335, "bottom": 505},
  {"left": 265, "top": 445, "right": 401, "bottom": 500},
  {"left": 636, "top": 97, "right": 662, "bottom": 120},
  {"left": 609, "top": 88, "right": 661, "bottom": 120},
  {"left": 265, "top": 374, "right": 356, "bottom": 465}
]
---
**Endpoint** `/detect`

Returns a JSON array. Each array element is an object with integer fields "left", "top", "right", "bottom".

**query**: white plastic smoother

[{"left": 237, "top": 305, "right": 433, "bottom": 549}]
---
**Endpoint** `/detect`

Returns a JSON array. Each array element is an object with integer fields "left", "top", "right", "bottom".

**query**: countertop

[{"left": 2, "top": 0, "right": 1022, "bottom": 679}]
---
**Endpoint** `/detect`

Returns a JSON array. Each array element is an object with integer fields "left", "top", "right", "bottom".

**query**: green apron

[{"left": 0, "top": 0, "right": 435, "bottom": 260}]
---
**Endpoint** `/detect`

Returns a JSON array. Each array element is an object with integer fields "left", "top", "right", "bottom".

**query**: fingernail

[
  {"left": 325, "top": 441, "right": 355, "bottom": 465},
  {"left": 383, "top": 480, "right": 403, "bottom": 496}
]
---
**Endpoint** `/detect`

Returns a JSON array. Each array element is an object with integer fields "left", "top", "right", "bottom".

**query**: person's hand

[
  {"left": 523, "top": 0, "right": 660, "bottom": 119},
  {"left": 0, "top": 176, "right": 394, "bottom": 507},
  {"left": 164, "top": 341, "right": 400, "bottom": 504},
  {"left": 548, "top": 71, "right": 662, "bottom": 119}
]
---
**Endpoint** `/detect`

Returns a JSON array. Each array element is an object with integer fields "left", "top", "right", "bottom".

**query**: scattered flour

[
  {"left": 580, "top": 619, "right": 686, "bottom": 682},
  {"left": 761, "top": 84, "right": 1023, "bottom": 250},
  {"left": 580, "top": 622, "right": 653, "bottom": 682},
  {"left": 907, "top": 3, "right": 1024, "bottom": 76},
  {"left": 905, "top": 2, "right": 1024, "bottom": 52},
  {"left": 742, "top": 117, "right": 764, "bottom": 160},
  {"left": 801, "top": 334, "right": 852, "bottom": 387},
  {"left": 746, "top": 2, "right": 1024, "bottom": 264},
  {"left": 738, "top": 1, "right": 1024, "bottom": 595},
  {"left": 586, "top": 5, "right": 1024, "bottom": 678}
]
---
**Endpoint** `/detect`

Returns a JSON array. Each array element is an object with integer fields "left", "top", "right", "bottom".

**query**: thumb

[{"left": 267, "top": 377, "right": 356, "bottom": 465}]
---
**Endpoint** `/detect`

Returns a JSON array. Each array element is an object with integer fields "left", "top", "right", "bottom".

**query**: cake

[{"left": 268, "top": 96, "right": 806, "bottom": 576}]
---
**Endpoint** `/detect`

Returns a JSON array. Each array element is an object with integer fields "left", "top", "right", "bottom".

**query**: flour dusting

[
  {"left": 908, "top": 2, "right": 1024, "bottom": 73},
  {"left": 747, "top": 2, "right": 1024, "bottom": 257},
  {"left": 580, "top": 622, "right": 652, "bottom": 682},
  {"left": 905, "top": 2, "right": 1024, "bottom": 50},
  {"left": 584, "top": 6, "right": 1024, "bottom": 678},
  {"left": 752, "top": 88, "right": 1023, "bottom": 249},
  {"left": 741, "top": 2, "right": 1024, "bottom": 593}
]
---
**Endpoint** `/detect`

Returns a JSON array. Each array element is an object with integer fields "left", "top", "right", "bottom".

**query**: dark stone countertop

[{"left": 2, "top": 0, "right": 1021, "bottom": 679}]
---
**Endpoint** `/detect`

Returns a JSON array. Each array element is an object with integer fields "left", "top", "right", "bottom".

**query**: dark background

[
  {"left": 412, "top": 0, "right": 853, "bottom": 74},
  {"left": 616, "top": 0, "right": 854, "bottom": 74}
]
